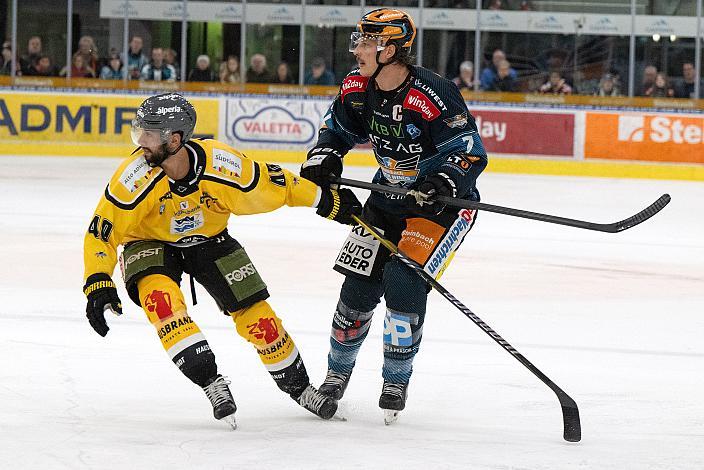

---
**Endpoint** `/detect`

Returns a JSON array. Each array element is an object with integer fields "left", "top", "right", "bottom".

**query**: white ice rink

[{"left": 0, "top": 156, "right": 702, "bottom": 469}]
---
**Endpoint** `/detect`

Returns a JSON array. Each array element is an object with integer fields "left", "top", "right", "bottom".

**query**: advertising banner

[
  {"left": 0, "top": 92, "right": 218, "bottom": 156},
  {"left": 584, "top": 112, "right": 704, "bottom": 164},
  {"left": 221, "top": 97, "right": 330, "bottom": 150},
  {"left": 472, "top": 109, "right": 574, "bottom": 157}
]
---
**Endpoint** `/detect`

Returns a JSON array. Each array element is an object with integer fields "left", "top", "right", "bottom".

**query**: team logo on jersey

[
  {"left": 406, "top": 124, "right": 421, "bottom": 139},
  {"left": 170, "top": 211, "right": 204, "bottom": 234},
  {"left": 402, "top": 89, "right": 440, "bottom": 121},
  {"left": 444, "top": 113, "right": 468, "bottom": 129},
  {"left": 379, "top": 156, "right": 419, "bottom": 184}
]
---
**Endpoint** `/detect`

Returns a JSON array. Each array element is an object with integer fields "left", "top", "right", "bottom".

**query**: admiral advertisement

[
  {"left": 222, "top": 97, "right": 329, "bottom": 150},
  {"left": 0, "top": 91, "right": 218, "bottom": 157},
  {"left": 471, "top": 109, "right": 575, "bottom": 157}
]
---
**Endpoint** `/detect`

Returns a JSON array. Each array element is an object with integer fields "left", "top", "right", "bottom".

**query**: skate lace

[
  {"left": 203, "top": 376, "right": 233, "bottom": 408},
  {"left": 322, "top": 371, "right": 348, "bottom": 388},
  {"left": 382, "top": 382, "right": 406, "bottom": 398},
  {"left": 298, "top": 385, "right": 328, "bottom": 412}
]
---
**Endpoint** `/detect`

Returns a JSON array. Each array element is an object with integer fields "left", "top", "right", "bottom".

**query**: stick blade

[
  {"left": 609, "top": 194, "right": 671, "bottom": 233},
  {"left": 560, "top": 397, "right": 582, "bottom": 442}
]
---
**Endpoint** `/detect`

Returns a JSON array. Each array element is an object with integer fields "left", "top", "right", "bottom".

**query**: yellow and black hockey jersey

[{"left": 84, "top": 139, "right": 321, "bottom": 282}]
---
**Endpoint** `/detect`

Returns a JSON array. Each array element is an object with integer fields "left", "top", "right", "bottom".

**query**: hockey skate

[
  {"left": 379, "top": 381, "right": 408, "bottom": 425},
  {"left": 202, "top": 375, "right": 237, "bottom": 429},
  {"left": 319, "top": 369, "right": 352, "bottom": 400},
  {"left": 295, "top": 384, "right": 338, "bottom": 420}
]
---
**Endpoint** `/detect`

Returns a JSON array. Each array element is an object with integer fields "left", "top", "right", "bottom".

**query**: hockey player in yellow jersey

[{"left": 82, "top": 92, "right": 362, "bottom": 428}]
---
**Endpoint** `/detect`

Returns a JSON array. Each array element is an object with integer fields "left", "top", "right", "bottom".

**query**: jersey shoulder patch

[
  {"left": 341, "top": 71, "right": 369, "bottom": 102},
  {"left": 203, "top": 141, "right": 258, "bottom": 190},
  {"left": 106, "top": 153, "right": 163, "bottom": 208}
]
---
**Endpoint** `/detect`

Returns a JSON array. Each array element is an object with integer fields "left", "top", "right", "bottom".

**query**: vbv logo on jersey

[{"left": 383, "top": 311, "right": 413, "bottom": 347}]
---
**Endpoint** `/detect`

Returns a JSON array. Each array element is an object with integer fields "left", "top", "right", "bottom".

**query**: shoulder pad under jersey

[
  {"left": 105, "top": 152, "right": 164, "bottom": 209},
  {"left": 201, "top": 140, "right": 259, "bottom": 192},
  {"left": 340, "top": 70, "right": 369, "bottom": 102}
]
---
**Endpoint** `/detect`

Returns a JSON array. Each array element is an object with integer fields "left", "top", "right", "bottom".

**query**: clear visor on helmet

[
  {"left": 349, "top": 32, "right": 386, "bottom": 53},
  {"left": 130, "top": 120, "right": 171, "bottom": 147}
]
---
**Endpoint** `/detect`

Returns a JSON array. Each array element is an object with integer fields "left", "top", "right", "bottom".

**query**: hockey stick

[
  {"left": 351, "top": 214, "right": 581, "bottom": 442},
  {"left": 334, "top": 177, "right": 670, "bottom": 233}
]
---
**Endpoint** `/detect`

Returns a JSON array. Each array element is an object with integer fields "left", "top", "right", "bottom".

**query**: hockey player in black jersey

[{"left": 300, "top": 8, "right": 488, "bottom": 424}]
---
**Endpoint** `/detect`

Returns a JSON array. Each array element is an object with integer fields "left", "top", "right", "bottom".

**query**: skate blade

[
  {"left": 383, "top": 409, "right": 399, "bottom": 425},
  {"left": 220, "top": 414, "right": 237, "bottom": 430}
]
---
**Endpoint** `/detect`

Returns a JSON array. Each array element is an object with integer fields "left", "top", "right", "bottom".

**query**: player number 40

[{"left": 88, "top": 215, "right": 114, "bottom": 242}]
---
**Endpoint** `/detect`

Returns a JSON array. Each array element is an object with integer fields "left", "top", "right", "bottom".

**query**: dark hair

[{"left": 388, "top": 41, "right": 415, "bottom": 67}]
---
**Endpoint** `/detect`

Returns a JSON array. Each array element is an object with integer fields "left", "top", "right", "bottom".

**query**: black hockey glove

[
  {"left": 83, "top": 273, "right": 123, "bottom": 337},
  {"left": 300, "top": 146, "right": 344, "bottom": 188},
  {"left": 317, "top": 188, "right": 362, "bottom": 225},
  {"left": 405, "top": 173, "right": 457, "bottom": 216}
]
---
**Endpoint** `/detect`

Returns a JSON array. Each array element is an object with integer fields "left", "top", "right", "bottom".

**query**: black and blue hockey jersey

[{"left": 315, "top": 65, "right": 488, "bottom": 215}]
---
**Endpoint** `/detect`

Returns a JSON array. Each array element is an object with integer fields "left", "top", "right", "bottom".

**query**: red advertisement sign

[{"left": 471, "top": 109, "right": 574, "bottom": 157}]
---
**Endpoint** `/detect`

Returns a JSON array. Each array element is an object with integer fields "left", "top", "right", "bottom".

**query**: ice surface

[{"left": 0, "top": 156, "right": 702, "bottom": 469}]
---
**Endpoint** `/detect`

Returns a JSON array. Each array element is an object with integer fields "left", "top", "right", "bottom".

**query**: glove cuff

[
  {"left": 83, "top": 273, "right": 115, "bottom": 296},
  {"left": 435, "top": 172, "right": 458, "bottom": 198},
  {"left": 316, "top": 189, "right": 341, "bottom": 220}
]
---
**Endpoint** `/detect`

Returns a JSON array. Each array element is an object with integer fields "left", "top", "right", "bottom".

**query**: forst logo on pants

[
  {"left": 225, "top": 263, "right": 257, "bottom": 284},
  {"left": 126, "top": 247, "right": 162, "bottom": 265}
]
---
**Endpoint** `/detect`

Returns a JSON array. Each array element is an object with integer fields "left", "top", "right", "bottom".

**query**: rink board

[{"left": 0, "top": 89, "right": 702, "bottom": 180}]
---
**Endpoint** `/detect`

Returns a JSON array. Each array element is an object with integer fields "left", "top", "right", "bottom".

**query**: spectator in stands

[
  {"left": 188, "top": 55, "right": 216, "bottom": 82},
  {"left": 165, "top": 48, "right": 181, "bottom": 81},
  {"left": 124, "top": 36, "right": 148, "bottom": 80},
  {"left": 452, "top": 61, "right": 476, "bottom": 90},
  {"left": 246, "top": 53, "right": 272, "bottom": 83},
  {"left": 487, "top": 0, "right": 503, "bottom": 9},
  {"left": 486, "top": 59, "right": 516, "bottom": 92},
  {"left": 219, "top": 55, "right": 241, "bottom": 84},
  {"left": 25, "top": 54, "right": 58, "bottom": 77},
  {"left": 519, "top": 0, "right": 532, "bottom": 10},
  {"left": 273, "top": 61, "right": 295, "bottom": 84},
  {"left": 480, "top": 49, "right": 517, "bottom": 90},
  {"left": 674, "top": 62, "right": 703, "bottom": 99},
  {"left": 76, "top": 36, "right": 99, "bottom": 75},
  {"left": 304, "top": 57, "right": 336, "bottom": 86},
  {"left": 20, "top": 36, "right": 43, "bottom": 75},
  {"left": 538, "top": 70, "right": 572, "bottom": 94},
  {"left": 141, "top": 47, "right": 176, "bottom": 82},
  {"left": 638, "top": 65, "right": 657, "bottom": 96},
  {"left": 644, "top": 72, "right": 674, "bottom": 98},
  {"left": 60, "top": 52, "right": 96, "bottom": 78},
  {"left": 99, "top": 52, "right": 126, "bottom": 80},
  {"left": 594, "top": 73, "right": 620, "bottom": 97},
  {"left": 1, "top": 40, "right": 18, "bottom": 75}
]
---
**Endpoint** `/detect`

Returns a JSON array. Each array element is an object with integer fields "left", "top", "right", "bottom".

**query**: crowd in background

[{"left": 1, "top": 34, "right": 702, "bottom": 99}]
